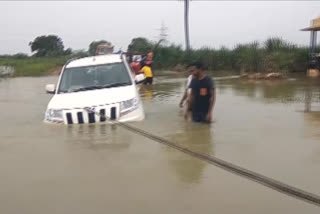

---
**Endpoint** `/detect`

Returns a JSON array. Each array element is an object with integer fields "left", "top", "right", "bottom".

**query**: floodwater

[{"left": 0, "top": 74, "right": 320, "bottom": 214}]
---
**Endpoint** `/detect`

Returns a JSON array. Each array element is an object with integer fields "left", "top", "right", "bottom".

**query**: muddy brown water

[{"left": 0, "top": 75, "right": 320, "bottom": 214}]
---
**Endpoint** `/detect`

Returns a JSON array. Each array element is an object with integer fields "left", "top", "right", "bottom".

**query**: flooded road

[{"left": 0, "top": 75, "right": 320, "bottom": 213}]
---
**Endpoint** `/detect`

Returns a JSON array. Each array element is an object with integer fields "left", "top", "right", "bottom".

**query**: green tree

[
  {"left": 64, "top": 48, "right": 72, "bottom": 56},
  {"left": 71, "top": 49, "right": 89, "bottom": 58},
  {"left": 12, "top": 53, "right": 29, "bottom": 59},
  {"left": 29, "top": 35, "right": 65, "bottom": 57},
  {"left": 88, "top": 40, "right": 112, "bottom": 56},
  {"left": 127, "top": 37, "right": 153, "bottom": 54}
]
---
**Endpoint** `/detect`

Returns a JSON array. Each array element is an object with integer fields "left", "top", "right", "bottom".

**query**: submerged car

[{"left": 44, "top": 54, "right": 145, "bottom": 124}]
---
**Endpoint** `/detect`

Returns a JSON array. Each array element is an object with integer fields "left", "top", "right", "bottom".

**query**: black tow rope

[{"left": 90, "top": 109, "right": 320, "bottom": 207}]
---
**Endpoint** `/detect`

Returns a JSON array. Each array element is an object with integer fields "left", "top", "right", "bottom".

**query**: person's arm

[
  {"left": 184, "top": 79, "right": 195, "bottom": 120},
  {"left": 184, "top": 90, "right": 193, "bottom": 120},
  {"left": 180, "top": 75, "right": 192, "bottom": 107},
  {"left": 179, "top": 89, "right": 188, "bottom": 108}
]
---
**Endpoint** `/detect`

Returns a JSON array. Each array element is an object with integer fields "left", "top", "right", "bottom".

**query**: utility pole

[{"left": 184, "top": 0, "right": 190, "bottom": 51}]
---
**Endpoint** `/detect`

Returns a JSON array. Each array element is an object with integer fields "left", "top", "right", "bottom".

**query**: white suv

[{"left": 44, "top": 54, "right": 145, "bottom": 124}]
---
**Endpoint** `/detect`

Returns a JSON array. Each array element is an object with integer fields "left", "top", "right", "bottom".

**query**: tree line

[
  {"left": 1, "top": 34, "right": 314, "bottom": 73},
  {"left": 127, "top": 37, "right": 311, "bottom": 73}
]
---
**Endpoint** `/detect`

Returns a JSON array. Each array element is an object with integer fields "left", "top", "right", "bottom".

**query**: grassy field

[
  {"left": 152, "top": 38, "right": 311, "bottom": 74},
  {"left": 0, "top": 56, "right": 68, "bottom": 77}
]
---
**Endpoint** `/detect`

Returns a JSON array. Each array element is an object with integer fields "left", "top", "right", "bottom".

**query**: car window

[{"left": 58, "top": 62, "right": 132, "bottom": 93}]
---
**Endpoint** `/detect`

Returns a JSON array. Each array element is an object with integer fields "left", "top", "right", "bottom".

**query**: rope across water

[{"left": 90, "top": 109, "right": 320, "bottom": 207}]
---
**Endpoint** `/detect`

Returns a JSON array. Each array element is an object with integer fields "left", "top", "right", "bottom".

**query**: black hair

[{"left": 187, "top": 61, "right": 205, "bottom": 70}]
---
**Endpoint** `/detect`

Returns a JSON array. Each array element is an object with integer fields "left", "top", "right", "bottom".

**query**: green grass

[
  {"left": 150, "top": 37, "right": 311, "bottom": 74},
  {"left": 0, "top": 56, "right": 69, "bottom": 77}
]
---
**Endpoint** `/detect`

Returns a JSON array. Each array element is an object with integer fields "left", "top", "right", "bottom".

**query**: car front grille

[{"left": 64, "top": 106, "right": 117, "bottom": 124}]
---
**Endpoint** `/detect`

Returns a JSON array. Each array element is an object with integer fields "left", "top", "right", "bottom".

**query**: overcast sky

[{"left": 0, "top": 1, "right": 319, "bottom": 55}]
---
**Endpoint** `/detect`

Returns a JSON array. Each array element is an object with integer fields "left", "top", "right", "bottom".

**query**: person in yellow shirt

[{"left": 141, "top": 64, "right": 153, "bottom": 85}]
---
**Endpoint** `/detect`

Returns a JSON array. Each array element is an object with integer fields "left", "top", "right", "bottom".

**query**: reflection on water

[
  {"left": 139, "top": 85, "right": 154, "bottom": 100},
  {"left": 304, "top": 112, "right": 320, "bottom": 138},
  {"left": 166, "top": 122, "right": 214, "bottom": 184},
  {"left": 63, "top": 124, "right": 131, "bottom": 151},
  {"left": 140, "top": 81, "right": 182, "bottom": 102},
  {"left": 223, "top": 78, "right": 320, "bottom": 111}
]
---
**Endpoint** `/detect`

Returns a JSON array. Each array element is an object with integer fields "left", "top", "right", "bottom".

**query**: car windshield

[{"left": 58, "top": 62, "right": 132, "bottom": 93}]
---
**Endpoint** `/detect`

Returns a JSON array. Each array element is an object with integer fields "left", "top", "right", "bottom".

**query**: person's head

[
  {"left": 147, "top": 49, "right": 154, "bottom": 60},
  {"left": 187, "top": 61, "right": 205, "bottom": 78}
]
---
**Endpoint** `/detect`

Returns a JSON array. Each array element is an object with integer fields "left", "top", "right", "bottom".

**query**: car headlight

[
  {"left": 45, "top": 109, "right": 63, "bottom": 123},
  {"left": 120, "top": 98, "right": 139, "bottom": 116}
]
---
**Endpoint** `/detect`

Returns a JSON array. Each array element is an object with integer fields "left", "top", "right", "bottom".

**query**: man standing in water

[
  {"left": 141, "top": 64, "right": 153, "bottom": 85},
  {"left": 185, "top": 62, "right": 216, "bottom": 123},
  {"left": 141, "top": 49, "right": 154, "bottom": 85}
]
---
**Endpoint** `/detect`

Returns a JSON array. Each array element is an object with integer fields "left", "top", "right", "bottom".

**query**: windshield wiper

[
  {"left": 100, "top": 82, "right": 131, "bottom": 88},
  {"left": 70, "top": 86, "right": 103, "bottom": 92},
  {"left": 69, "top": 83, "right": 131, "bottom": 92}
]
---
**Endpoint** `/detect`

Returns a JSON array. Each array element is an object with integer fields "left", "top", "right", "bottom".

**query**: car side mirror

[
  {"left": 45, "top": 84, "right": 56, "bottom": 94},
  {"left": 135, "top": 73, "right": 145, "bottom": 84}
]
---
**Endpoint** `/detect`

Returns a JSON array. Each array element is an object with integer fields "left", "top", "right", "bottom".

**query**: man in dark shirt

[{"left": 185, "top": 62, "right": 216, "bottom": 123}]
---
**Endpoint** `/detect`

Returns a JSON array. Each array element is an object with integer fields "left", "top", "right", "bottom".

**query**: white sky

[{"left": 0, "top": 1, "right": 319, "bottom": 55}]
